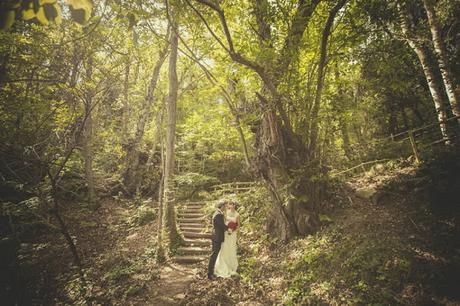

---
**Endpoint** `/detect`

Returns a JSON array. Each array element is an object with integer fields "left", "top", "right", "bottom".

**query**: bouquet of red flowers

[{"left": 228, "top": 221, "right": 238, "bottom": 231}]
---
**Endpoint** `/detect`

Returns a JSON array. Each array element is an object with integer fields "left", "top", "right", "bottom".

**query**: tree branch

[
  {"left": 188, "top": 0, "right": 279, "bottom": 98},
  {"left": 276, "top": 0, "right": 321, "bottom": 77}
]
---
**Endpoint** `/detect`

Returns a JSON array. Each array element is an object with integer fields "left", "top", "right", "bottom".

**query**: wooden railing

[
  {"left": 331, "top": 115, "right": 460, "bottom": 177},
  {"left": 211, "top": 181, "right": 257, "bottom": 194}
]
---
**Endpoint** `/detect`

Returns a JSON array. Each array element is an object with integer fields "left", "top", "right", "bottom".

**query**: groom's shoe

[{"left": 207, "top": 274, "right": 216, "bottom": 280}]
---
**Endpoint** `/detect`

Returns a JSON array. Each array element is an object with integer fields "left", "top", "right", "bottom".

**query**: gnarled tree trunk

[{"left": 190, "top": 0, "right": 351, "bottom": 241}]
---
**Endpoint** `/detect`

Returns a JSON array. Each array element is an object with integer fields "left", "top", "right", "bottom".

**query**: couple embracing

[{"left": 207, "top": 199, "right": 240, "bottom": 280}]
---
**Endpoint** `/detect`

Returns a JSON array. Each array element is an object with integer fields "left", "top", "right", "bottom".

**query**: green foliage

[
  {"left": 0, "top": 0, "right": 93, "bottom": 30},
  {"left": 103, "top": 257, "right": 139, "bottom": 285},
  {"left": 61, "top": 271, "right": 90, "bottom": 305},
  {"left": 128, "top": 205, "right": 156, "bottom": 227},
  {"left": 1, "top": 0, "right": 460, "bottom": 302},
  {"left": 234, "top": 185, "right": 271, "bottom": 235},
  {"left": 175, "top": 172, "right": 217, "bottom": 187},
  {"left": 283, "top": 227, "right": 413, "bottom": 305},
  {"left": 101, "top": 255, "right": 148, "bottom": 299},
  {"left": 2, "top": 197, "right": 53, "bottom": 240},
  {"left": 177, "top": 101, "right": 251, "bottom": 182},
  {"left": 174, "top": 172, "right": 219, "bottom": 200},
  {"left": 239, "top": 255, "right": 258, "bottom": 284}
]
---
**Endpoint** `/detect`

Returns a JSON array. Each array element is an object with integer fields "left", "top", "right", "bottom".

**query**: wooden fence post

[{"left": 408, "top": 130, "right": 421, "bottom": 164}]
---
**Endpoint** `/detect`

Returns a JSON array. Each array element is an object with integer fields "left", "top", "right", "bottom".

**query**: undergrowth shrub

[
  {"left": 129, "top": 205, "right": 156, "bottom": 226},
  {"left": 102, "top": 256, "right": 145, "bottom": 299},
  {"left": 283, "top": 226, "right": 413, "bottom": 305},
  {"left": 174, "top": 172, "right": 219, "bottom": 201}
]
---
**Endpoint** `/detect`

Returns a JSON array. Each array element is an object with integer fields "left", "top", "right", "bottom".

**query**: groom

[{"left": 207, "top": 200, "right": 228, "bottom": 280}]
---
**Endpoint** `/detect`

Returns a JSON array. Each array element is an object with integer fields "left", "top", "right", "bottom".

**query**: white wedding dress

[{"left": 214, "top": 209, "right": 239, "bottom": 278}]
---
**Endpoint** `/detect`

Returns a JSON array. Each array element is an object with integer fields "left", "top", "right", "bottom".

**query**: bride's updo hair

[{"left": 229, "top": 200, "right": 239, "bottom": 210}]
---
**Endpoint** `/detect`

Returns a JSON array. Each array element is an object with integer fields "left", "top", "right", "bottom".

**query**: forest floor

[
  {"left": 19, "top": 160, "right": 460, "bottom": 305},
  {"left": 20, "top": 196, "right": 201, "bottom": 305},
  {"left": 181, "top": 162, "right": 460, "bottom": 305}
]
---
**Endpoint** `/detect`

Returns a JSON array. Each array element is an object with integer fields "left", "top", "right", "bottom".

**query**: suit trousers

[{"left": 208, "top": 239, "right": 222, "bottom": 277}]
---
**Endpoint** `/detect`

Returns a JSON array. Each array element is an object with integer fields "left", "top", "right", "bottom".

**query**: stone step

[
  {"left": 178, "top": 223, "right": 203, "bottom": 228},
  {"left": 173, "top": 255, "right": 207, "bottom": 264},
  {"left": 177, "top": 220, "right": 206, "bottom": 227},
  {"left": 183, "top": 232, "right": 212, "bottom": 239},
  {"left": 178, "top": 212, "right": 205, "bottom": 218},
  {"left": 179, "top": 227, "right": 205, "bottom": 233},
  {"left": 185, "top": 201, "right": 207, "bottom": 205},
  {"left": 182, "top": 202, "right": 206, "bottom": 207},
  {"left": 177, "top": 217, "right": 205, "bottom": 222},
  {"left": 183, "top": 239, "right": 210, "bottom": 247},
  {"left": 179, "top": 208, "right": 204, "bottom": 213},
  {"left": 179, "top": 222, "right": 205, "bottom": 228},
  {"left": 181, "top": 206, "right": 206, "bottom": 212},
  {"left": 177, "top": 246, "right": 210, "bottom": 255},
  {"left": 178, "top": 212, "right": 204, "bottom": 218}
]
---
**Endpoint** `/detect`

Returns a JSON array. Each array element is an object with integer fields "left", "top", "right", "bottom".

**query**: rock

[
  {"left": 374, "top": 163, "right": 385, "bottom": 173},
  {"left": 127, "top": 233, "right": 138, "bottom": 240},
  {"left": 356, "top": 187, "right": 378, "bottom": 200}
]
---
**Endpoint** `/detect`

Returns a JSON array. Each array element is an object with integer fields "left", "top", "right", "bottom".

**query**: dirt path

[{"left": 141, "top": 263, "right": 199, "bottom": 305}]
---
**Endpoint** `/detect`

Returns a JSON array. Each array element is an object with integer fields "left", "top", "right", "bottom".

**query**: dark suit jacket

[{"left": 212, "top": 210, "right": 228, "bottom": 244}]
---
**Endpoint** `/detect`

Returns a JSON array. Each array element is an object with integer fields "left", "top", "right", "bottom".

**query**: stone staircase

[{"left": 174, "top": 201, "right": 211, "bottom": 264}]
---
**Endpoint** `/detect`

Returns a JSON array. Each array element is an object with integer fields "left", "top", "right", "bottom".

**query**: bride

[{"left": 214, "top": 200, "right": 240, "bottom": 277}]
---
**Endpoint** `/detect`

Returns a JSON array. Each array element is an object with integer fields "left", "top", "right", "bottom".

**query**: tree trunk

[
  {"left": 422, "top": 0, "right": 460, "bottom": 123},
  {"left": 398, "top": 4, "right": 449, "bottom": 142},
  {"left": 146, "top": 100, "right": 165, "bottom": 175},
  {"left": 83, "top": 103, "right": 96, "bottom": 205},
  {"left": 309, "top": 0, "right": 348, "bottom": 155},
  {"left": 163, "top": 28, "right": 180, "bottom": 246},
  {"left": 123, "top": 37, "right": 169, "bottom": 194},
  {"left": 253, "top": 93, "right": 301, "bottom": 241},
  {"left": 234, "top": 115, "right": 251, "bottom": 168},
  {"left": 46, "top": 174, "right": 86, "bottom": 293},
  {"left": 133, "top": 29, "right": 140, "bottom": 83},
  {"left": 122, "top": 56, "right": 130, "bottom": 139},
  {"left": 191, "top": 0, "right": 327, "bottom": 241},
  {"left": 227, "top": 79, "right": 251, "bottom": 168},
  {"left": 388, "top": 99, "right": 397, "bottom": 136},
  {"left": 83, "top": 59, "right": 96, "bottom": 206},
  {"left": 339, "top": 119, "right": 352, "bottom": 159},
  {"left": 253, "top": 0, "right": 332, "bottom": 240},
  {"left": 156, "top": 140, "right": 166, "bottom": 262}
]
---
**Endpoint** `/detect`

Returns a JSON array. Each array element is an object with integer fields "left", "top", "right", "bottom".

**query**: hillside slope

[{"left": 183, "top": 158, "right": 460, "bottom": 305}]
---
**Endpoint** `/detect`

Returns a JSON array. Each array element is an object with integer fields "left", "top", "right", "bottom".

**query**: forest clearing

[{"left": 1, "top": 0, "right": 459, "bottom": 305}]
